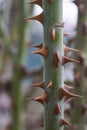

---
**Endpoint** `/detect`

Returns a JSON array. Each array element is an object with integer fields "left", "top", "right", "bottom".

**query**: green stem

[
  {"left": 43, "top": 1, "right": 64, "bottom": 130},
  {"left": 71, "top": 1, "right": 87, "bottom": 130},
  {"left": 0, "top": 14, "right": 15, "bottom": 58},
  {"left": 12, "top": 1, "right": 25, "bottom": 130}
]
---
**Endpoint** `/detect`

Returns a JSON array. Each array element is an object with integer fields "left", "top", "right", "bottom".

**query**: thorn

[
  {"left": 54, "top": 52, "right": 61, "bottom": 68},
  {"left": 32, "top": 43, "right": 43, "bottom": 49},
  {"left": 83, "top": 22, "right": 87, "bottom": 35},
  {"left": 64, "top": 45, "right": 79, "bottom": 54},
  {"left": 28, "top": 91, "right": 48, "bottom": 104},
  {"left": 64, "top": 84, "right": 74, "bottom": 90},
  {"left": 50, "top": 23, "right": 64, "bottom": 40},
  {"left": 77, "top": 53, "right": 84, "bottom": 65},
  {"left": 59, "top": 87, "right": 82, "bottom": 101},
  {"left": 62, "top": 56, "right": 80, "bottom": 65},
  {"left": 72, "top": 125, "right": 78, "bottom": 130},
  {"left": 67, "top": 98, "right": 74, "bottom": 108},
  {"left": 74, "top": 72, "right": 81, "bottom": 86},
  {"left": 38, "top": 122, "right": 44, "bottom": 127},
  {"left": 48, "top": 0, "right": 53, "bottom": 4},
  {"left": 64, "top": 109, "right": 70, "bottom": 115},
  {"left": 47, "top": 81, "right": 53, "bottom": 88},
  {"left": 28, "top": 0, "right": 42, "bottom": 7},
  {"left": 60, "top": 118, "right": 72, "bottom": 127},
  {"left": 79, "top": 4, "right": 85, "bottom": 15},
  {"left": 24, "top": 12, "right": 44, "bottom": 25},
  {"left": 54, "top": 22, "right": 64, "bottom": 28},
  {"left": 82, "top": 103, "right": 87, "bottom": 114},
  {"left": 30, "top": 46, "right": 48, "bottom": 58},
  {"left": 50, "top": 27, "right": 56, "bottom": 41},
  {"left": 29, "top": 82, "right": 44, "bottom": 89},
  {"left": 55, "top": 104, "right": 61, "bottom": 115},
  {"left": 63, "top": 33, "right": 70, "bottom": 36},
  {"left": 20, "top": 66, "right": 28, "bottom": 77}
]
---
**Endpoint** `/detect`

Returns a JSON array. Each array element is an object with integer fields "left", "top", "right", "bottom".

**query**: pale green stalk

[
  {"left": 71, "top": 1, "right": 87, "bottom": 130},
  {"left": 12, "top": 1, "right": 25, "bottom": 130},
  {"left": 43, "top": 1, "right": 64, "bottom": 130}
]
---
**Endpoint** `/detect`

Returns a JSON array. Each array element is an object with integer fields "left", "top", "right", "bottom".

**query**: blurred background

[{"left": 0, "top": 0, "right": 87, "bottom": 130}]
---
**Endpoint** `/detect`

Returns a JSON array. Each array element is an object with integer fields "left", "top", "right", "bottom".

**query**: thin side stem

[
  {"left": 71, "top": 1, "right": 87, "bottom": 130},
  {"left": 12, "top": 1, "right": 25, "bottom": 130}
]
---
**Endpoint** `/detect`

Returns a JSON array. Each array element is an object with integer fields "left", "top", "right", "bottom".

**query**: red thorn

[
  {"left": 28, "top": 0, "right": 42, "bottom": 7},
  {"left": 54, "top": 52, "right": 61, "bottom": 68},
  {"left": 59, "top": 87, "right": 82, "bottom": 101},
  {"left": 55, "top": 104, "right": 61, "bottom": 115},
  {"left": 30, "top": 46, "right": 48, "bottom": 58},
  {"left": 28, "top": 91, "right": 48, "bottom": 104},
  {"left": 60, "top": 118, "right": 72, "bottom": 127},
  {"left": 24, "top": 12, "right": 44, "bottom": 25},
  {"left": 29, "top": 82, "right": 44, "bottom": 89},
  {"left": 50, "top": 27, "right": 56, "bottom": 41},
  {"left": 64, "top": 84, "right": 74, "bottom": 90},
  {"left": 47, "top": 81, "right": 53, "bottom": 88},
  {"left": 32, "top": 43, "right": 43, "bottom": 49},
  {"left": 62, "top": 56, "right": 80, "bottom": 65},
  {"left": 64, "top": 45, "right": 79, "bottom": 54}
]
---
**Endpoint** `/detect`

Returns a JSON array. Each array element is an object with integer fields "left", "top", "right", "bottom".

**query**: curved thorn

[
  {"left": 50, "top": 27, "right": 56, "bottom": 41},
  {"left": 47, "top": 81, "right": 53, "bottom": 88},
  {"left": 60, "top": 118, "right": 72, "bottom": 127},
  {"left": 32, "top": 43, "right": 43, "bottom": 49},
  {"left": 55, "top": 104, "right": 61, "bottom": 115},
  {"left": 62, "top": 56, "right": 80, "bottom": 65},
  {"left": 24, "top": 12, "right": 44, "bottom": 25},
  {"left": 64, "top": 84, "right": 74, "bottom": 90},
  {"left": 63, "top": 33, "right": 70, "bottom": 36},
  {"left": 28, "top": 91, "right": 48, "bottom": 104},
  {"left": 64, "top": 45, "right": 79, "bottom": 54},
  {"left": 54, "top": 52, "right": 61, "bottom": 68},
  {"left": 59, "top": 87, "right": 82, "bottom": 101},
  {"left": 28, "top": 0, "right": 42, "bottom": 7},
  {"left": 30, "top": 46, "right": 48, "bottom": 58},
  {"left": 29, "top": 82, "right": 44, "bottom": 88}
]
